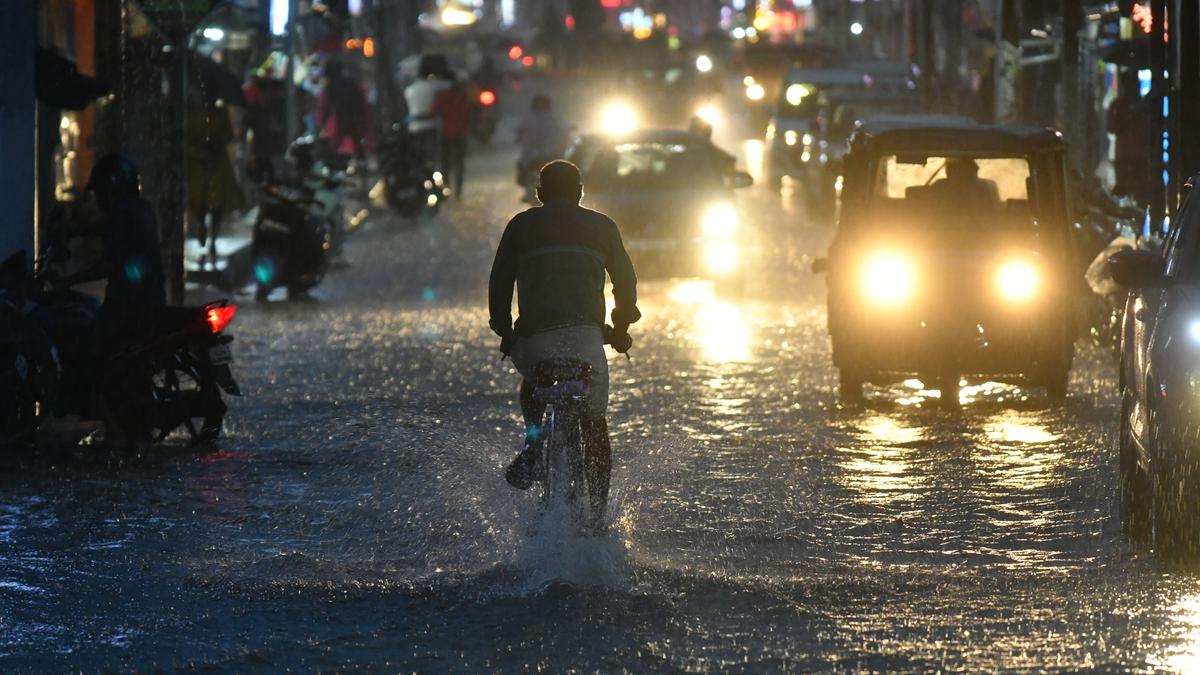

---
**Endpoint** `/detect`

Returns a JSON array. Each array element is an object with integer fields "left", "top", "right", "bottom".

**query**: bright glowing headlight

[
  {"left": 784, "top": 130, "right": 799, "bottom": 146},
  {"left": 745, "top": 83, "right": 765, "bottom": 101},
  {"left": 861, "top": 252, "right": 916, "bottom": 306},
  {"left": 996, "top": 259, "right": 1040, "bottom": 303},
  {"left": 696, "top": 104, "right": 720, "bottom": 127},
  {"left": 702, "top": 203, "right": 739, "bottom": 237},
  {"left": 600, "top": 101, "right": 638, "bottom": 135},
  {"left": 704, "top": 243, "right": 739, "bottom": 275}
]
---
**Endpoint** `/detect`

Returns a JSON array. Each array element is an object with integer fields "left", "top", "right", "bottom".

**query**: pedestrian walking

[{"left": 431, "top": 75, "right": 470, "bottom": 197}]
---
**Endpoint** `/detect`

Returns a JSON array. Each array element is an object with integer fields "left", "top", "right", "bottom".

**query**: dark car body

[
  {"left": 1115, "top": 180, "right": 1200, "bottom": 549},
  {"left": 566, "top": 130, "right": 751, "bottom": 279},
  {"left": 817, "top": 118, "right": 1078, "bottom": 404}
]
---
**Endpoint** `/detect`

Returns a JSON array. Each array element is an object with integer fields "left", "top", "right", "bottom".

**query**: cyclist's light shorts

[{"left": 512, "top": 325, "right": 608, "bottom": 416}]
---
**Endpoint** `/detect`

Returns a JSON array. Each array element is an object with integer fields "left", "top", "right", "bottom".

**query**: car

[
  {"left": 594, "top": 63, "right": 720, "bottom": 136},
  {"left": 1112, "top": 180, "right": 1200, "bottom": 552},
  {"left": 566, "top": 129, "right": 754, "bottom": 282},
  {"left": 813, "top": 117, "right": 1079, "bottom": 406},
  {"left": 765, "top": 62, "right": 923, "bottom": 199}
]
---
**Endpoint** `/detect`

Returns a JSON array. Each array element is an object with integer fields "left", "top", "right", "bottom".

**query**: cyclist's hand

[
  {"left": 609, "top": 329, "right": 633, "bottom": 354},
  {"left": 499, "top": 332, "right": 515, "bottom": 357}
]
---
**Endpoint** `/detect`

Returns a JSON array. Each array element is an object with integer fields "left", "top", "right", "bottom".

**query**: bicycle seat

[{"left": 532, "top": 358, "right": 591, "bottom": 404}]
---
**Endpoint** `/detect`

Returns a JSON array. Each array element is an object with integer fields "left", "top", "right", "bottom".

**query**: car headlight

[
  {"left": 702, "top": 203, "right": 739, "bottom": 237},
  {"left": 784, "top": 130, "right": 798, "bottom": 146},
  {"left": 600, "top": 101, "right": 638, "bottom": 135},
  {"left": 746, "top": 83, "right": 765, "bottom": 101},
  {"left": 996, "top": 258, "right": 1039, "bottom": 303},
  {"left": 861, "top": 252, "right": 916, "bottom": 306},
  {"left": 696, "top": 104, "right": 720, "bottom": 127}
]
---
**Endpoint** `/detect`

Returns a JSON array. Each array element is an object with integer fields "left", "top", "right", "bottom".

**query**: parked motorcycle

[
  {"left": 0, "top": 248, "right": 241, "bottom": 446},
  {"left": 376, "top": 124, "right": 448, "bottom": 219}
]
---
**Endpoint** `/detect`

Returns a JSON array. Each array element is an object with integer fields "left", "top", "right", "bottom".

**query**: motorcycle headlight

[
  {"left": 702, "top": 203, "right": 739, "bottom": 237},
  {"left": 861, "top": 252, "right": 917, "bottom": 306},
  {"left": 996, "top": 258, "right": 1040, "bottom": 303}
]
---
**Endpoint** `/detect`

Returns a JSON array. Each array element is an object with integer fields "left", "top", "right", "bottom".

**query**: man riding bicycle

[{"left": 489, "top": 161, "right": 640, "bottom": 512}]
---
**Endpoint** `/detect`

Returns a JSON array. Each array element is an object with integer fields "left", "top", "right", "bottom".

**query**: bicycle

[{"left": 529, "top": 357, "right": 602, "bottom": 532}]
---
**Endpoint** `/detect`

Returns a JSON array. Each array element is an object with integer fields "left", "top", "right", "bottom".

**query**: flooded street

[{"left": 2, "top": 139, "right": 1199, "bottom": 672}]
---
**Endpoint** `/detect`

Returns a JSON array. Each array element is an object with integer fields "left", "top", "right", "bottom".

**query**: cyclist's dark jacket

[{"left": 489, "top": 202, "right": 640, "bottom": 338}]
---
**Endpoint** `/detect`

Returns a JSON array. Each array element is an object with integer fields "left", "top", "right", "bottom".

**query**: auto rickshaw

[{"left": 813, "top": 117, "right": 1079, "bottom": 406}]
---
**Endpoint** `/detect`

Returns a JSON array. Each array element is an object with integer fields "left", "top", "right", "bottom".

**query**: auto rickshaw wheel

[{"left": 838, "top": 369, "right": 864, "bottom": 405}]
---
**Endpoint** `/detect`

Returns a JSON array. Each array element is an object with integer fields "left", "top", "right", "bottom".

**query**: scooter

[
  {"left": 471, "top": 86, "right": 500, "bottom": 144},
  {"left": 251, "top": 138, "right": 338, "bottom": 301},
  {"left": 376, "top": 124, "right": 448, "bottom": 219},
  {"left": 0, "top": 248, "right": 241, "bottom": 446}
]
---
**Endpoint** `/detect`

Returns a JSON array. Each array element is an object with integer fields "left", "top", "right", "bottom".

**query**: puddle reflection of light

[
  {"left": 978, "top": 413, "right": 1063, "bottom": 490},
  {"left": 1154, "top": 595, "right": 1200, "bottom": 673},
  {"left": 669, "top": 280, "right": 752, "bottom": 362},
  {"left": 837, "top": 415, "right": 926, "bottom": 504}
]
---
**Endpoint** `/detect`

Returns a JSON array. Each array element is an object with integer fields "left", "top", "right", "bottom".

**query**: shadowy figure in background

[
  {"left": 317, "top": 59, "right": 371, "bottom": 162},
  {"left": 188, "top": 96, "right": 244, "bottom": 271},
  {"left": 431, "top": 74, "right": 470, "bottom": 197},
  {"left": 489, "top": 161, "right": 639, "bottom": 529},
  {"left": 50, "top": 155, "right": 166, "bottom": 445},
  {"left": 1107, "top": 70, "right": 1153, "bottom": 208},
  {"left": 515, "top": 95, "right": 572, "bottom": 202},
  {"left": 242, "top": 56, "right": 292, "bottom": 183}
]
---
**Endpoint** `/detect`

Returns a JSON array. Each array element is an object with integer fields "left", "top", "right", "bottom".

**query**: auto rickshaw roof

[{"left": 851, "top": 117, "right": 1065, "bottom": 156}]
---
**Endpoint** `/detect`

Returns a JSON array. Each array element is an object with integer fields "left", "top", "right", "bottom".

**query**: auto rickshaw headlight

[
  {"left": 996, "top": 259, "right": 1040, "bottom": 303},
  {"left": 600, "top": 101, "right": 638, "bottom": 135},
  {"left": 861, "top": 252, "right": 916, "bottom": 306}
]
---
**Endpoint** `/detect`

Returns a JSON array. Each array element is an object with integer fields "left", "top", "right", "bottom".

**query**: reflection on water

[
  {"left": 977, "top": 413, "right": 1063, "bottom": 491},
  {"left": 1155, "top": 594, "right": 1200, "bottom": 673},
  {"left": 836, "top": 415, "right": 927, "bottom": 505},
  {"left": 670, "top": 281, "right": 752, "bottom": 363}
]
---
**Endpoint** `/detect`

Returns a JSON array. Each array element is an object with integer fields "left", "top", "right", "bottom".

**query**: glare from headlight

[
  {"left": 862, "top": 252, "right": 916, "bottom": 306},
  {"left": 996, "top": 259, "right": 1039, "bottom": 302},
  {"left": 600, "top": 101, "right": 638, "bottom": 135},
  {"left": 746, "top": 83, "right": 765, "bottom": 101},
  {"left": 1190, "top": 320, "right": 1200, "bottom": 343},
  {"left": 696, "top": 104, "right": 720, "bottom": 126},
  {"left": 704, "top": 243, "right": 739, "bottom": 275},
  {"left": 784, "top": 130, "right": 798, "bottom": 146},
  {"left": 785, "top": 83, "right": 811, "bottom": 106},
  {"left": 695, "top": 55, "right": 713, "bottom": 73},
  {"left": 802, "top": 133, "right": 814, "bottom": 146},
  {"left": 703, "top": 203, "right": 739, "bottom": 237}
]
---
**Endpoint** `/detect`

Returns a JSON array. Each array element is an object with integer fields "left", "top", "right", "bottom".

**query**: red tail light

[
  {"left": 508, "top": 45, "right": 523, "bottom": 60},
  {"left": 206, "top": 305, "right": 237, "bottom": 334},
  {"left": 479, "top": 89, "right": 496, "bottom": 106}
]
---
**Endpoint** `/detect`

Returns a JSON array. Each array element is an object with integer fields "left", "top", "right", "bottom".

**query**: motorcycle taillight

[{"left": 204, "top": 303, "right": 237, "bottom": 334}]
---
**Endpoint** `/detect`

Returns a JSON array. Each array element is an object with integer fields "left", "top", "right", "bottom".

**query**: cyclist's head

[
  {"left": 537, "top": 160, "right": 582, "bottom": 205},
  {"left": 532, "top": 94, "right": 551, "bottom": 112}
]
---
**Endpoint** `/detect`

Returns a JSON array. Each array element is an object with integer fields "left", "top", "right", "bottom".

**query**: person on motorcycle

[
  {"left": 514, "top": 95, "right": 572, "bottom": 201},
  {"left": 489, "top": 160, "right": 640, "bottom": 511},
  {"left": 54, "top": 154, "right": 167, "bottom": 330},
  {"left": 51, "top": 154, "right": 167, "bottom": 443}
]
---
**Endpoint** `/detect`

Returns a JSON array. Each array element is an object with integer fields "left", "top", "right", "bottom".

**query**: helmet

[{"left": 86, "top": 153, "right": 140, "bottom": 205}]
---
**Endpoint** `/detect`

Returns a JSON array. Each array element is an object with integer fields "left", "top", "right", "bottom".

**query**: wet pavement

[{"left": 4, "top": 109, "right": 1200, "bottom": 672}]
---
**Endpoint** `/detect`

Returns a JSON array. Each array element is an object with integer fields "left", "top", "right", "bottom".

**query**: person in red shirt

[{"left": 431, "top": 75, "right": 470, "bottom": 197}]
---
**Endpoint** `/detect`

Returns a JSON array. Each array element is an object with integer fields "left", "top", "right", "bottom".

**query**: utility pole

[
  {"left": 1062, "top": 0, "right": 1083, "bottom": 166},
  {"left": 284, "top": 0, "right": 300, "bottom": 148}
]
